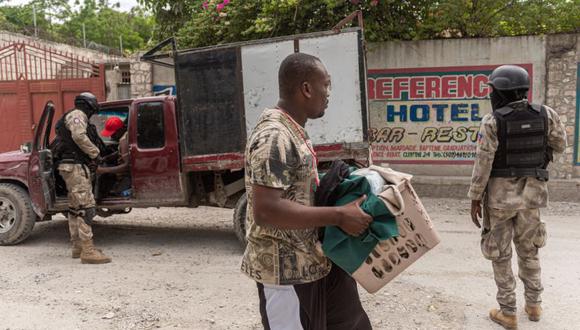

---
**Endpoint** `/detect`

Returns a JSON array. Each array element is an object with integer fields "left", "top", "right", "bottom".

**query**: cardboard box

[{"left": 351, "top": 179, "right": 441, "bottom": 293}]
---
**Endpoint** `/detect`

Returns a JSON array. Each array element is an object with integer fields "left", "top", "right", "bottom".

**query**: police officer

[
  {"left": 53, "top": 92, "right": 112, "bottom": 264},
  {"left": 468, "top": 65, "right": 566, "bottom": 329}
]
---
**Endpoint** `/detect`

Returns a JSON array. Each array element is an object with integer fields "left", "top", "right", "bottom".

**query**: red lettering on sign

[
  {"left": 441, "top": 76, "right": 456, "bottom": 98},
  {"left": 367, "top": 78, "right": 376, "bottom": 99},
  {"left": 410, "top": 77, "right": 423, "bottom": 99},
  {"left": 425, "top": 76, "right": 440, "bottom": 98},
  {"left": 473, "top": 74, "right": 490, "bottom": 98},
  {"left": 367, "top": 66, "right": 531, "bottom": 101},
  {"left": 457, "top": 75, "right": 473, "bottom": 98},
  {"left": 393, "top": 78, "right": 408, "bottom": 99},
  {"left": 376, "top": 78, "right": 392, "bottom": 99}
]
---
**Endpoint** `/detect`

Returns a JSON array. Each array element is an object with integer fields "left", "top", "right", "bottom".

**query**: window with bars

[{"left": 121, "top": 70, "right": 131, "bottom": 84}]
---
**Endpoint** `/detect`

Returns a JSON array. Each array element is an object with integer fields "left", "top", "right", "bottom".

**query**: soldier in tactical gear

[
  {"left": 468, "top": 65, "right": 566, "bottom": 329},
  {"left": 52, "top": 92, "right": 112, "bottom": 264}
]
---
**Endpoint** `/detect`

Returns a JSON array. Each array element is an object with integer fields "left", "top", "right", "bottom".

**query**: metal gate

[{"left": 0, "top": 41, "right": 105, "bottom": 152}]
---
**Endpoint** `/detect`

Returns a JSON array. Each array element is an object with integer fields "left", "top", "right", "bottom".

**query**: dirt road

[{"left": 1, "top": 199, "right": 579, "bottom": 330}]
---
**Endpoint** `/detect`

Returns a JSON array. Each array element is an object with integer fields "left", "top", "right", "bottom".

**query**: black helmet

[
  {"left": 487, "top": 65, "right": 530, "bottom": 91},
  {"left": 74, "top": 92, "right": 99, "bottom": 116}
]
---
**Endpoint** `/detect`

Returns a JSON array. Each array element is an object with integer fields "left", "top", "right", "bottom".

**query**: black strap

[
  {"left": 56, "top": 158, "right": 86, "bottom": 166},
  {"left": 490, "top": 168, "right": 549, "bottom": 181},
  {"left": 494, "top": 106, "right": 514, "bottom": 116},
  {"left": 530, "top": 103, "right": 542, "bottom": 113},
  {"left": 57, "top": 159, "right": 78, "bottom": 164}
]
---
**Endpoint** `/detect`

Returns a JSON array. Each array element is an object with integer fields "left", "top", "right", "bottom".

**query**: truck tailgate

[{"left": 173, "top": 28, "right": 368, "bottom": 171}]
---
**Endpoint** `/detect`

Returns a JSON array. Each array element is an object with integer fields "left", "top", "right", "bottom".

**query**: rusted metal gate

[{"left": 0, "top": 41, "right": 105, "bottom": 152}]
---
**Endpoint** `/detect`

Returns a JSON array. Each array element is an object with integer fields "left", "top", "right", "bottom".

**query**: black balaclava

[
  {"left": 111, "top": 125, "right": 127, "bottom": 142},
  {"left": 490, "top": 89, "right": 528, "bottom": 111}
]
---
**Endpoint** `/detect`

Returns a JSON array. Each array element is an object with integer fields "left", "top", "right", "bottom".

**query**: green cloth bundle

[{"left": 322, "top": 174, "right": 399, "bottom": 274}]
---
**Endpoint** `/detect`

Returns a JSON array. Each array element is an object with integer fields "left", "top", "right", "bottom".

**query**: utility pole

[
  {"left": 33, "top": 4, "right": 38, "bottom": 37},
  {"left": 82, "top": 23, "right": 86, "bottom": 48},
  {"left": 119, "top": 35, "right": 123, "bottom": 55}
]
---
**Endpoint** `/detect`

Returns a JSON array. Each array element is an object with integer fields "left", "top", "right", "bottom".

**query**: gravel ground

[{"left": 1, "top": 198, "right": 579, "bottom": 329}]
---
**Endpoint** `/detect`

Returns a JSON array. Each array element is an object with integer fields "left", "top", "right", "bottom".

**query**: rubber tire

[
  {"left": 233, "top": 193, "right": 248, "bottom": 247},
  {"left": 0, "top": 183, "right": 36, "bottom": 246}
]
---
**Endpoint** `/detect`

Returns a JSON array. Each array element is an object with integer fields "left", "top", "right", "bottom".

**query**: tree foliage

[
  {"left": 0, "top": 0, "right": 71, "bottom": 39},
  {"left": 420, "top": 0, "right": 580, "bottom": 38},
  {"left": 58, "top": 0, "right": 154, "bottom": 53},
  {"left": 138, "top": 0, "right": 580, "bottom": 48},
  {"left": 0, "top": 0, "right": 154, "bottom": 54},
  {"left": 1, "top": 0, "right": 577, "bottom": 52}
]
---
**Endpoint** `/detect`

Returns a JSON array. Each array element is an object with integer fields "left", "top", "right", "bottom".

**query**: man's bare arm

[
  {"left": 96, "top": 139, "right": 129, "bottom": 175},
  {"left": 252, "top": 184, "right": 372, "bottom": 236}
]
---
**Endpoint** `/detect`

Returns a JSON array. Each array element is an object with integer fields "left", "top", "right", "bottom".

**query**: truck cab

[
  {"left": 38, "top": 96, "right": 197, "bottom": 210},
  {"left": 0, "top": 96, "right": 247, "bottom": 245}
]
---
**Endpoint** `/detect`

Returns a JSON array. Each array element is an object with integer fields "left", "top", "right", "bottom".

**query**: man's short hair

[{"left": 278, "top": 53, "right": 322, "bottom": 98}]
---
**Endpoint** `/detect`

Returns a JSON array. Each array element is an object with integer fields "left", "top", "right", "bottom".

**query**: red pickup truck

[{"left": 0, "top": 28, "right": 369, "bottom": 246}]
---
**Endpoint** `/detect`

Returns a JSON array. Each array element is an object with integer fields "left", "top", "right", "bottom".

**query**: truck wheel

[
  {"left": 0, "top": 183, "right": 36, "bottom": 245},
  {"left": 233, "top": 193, "right": 248, "bottom": 247}
]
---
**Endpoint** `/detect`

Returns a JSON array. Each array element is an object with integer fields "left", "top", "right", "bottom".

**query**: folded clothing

[{"left": 321, "top": 171, "right": 399, "bottom": 274}]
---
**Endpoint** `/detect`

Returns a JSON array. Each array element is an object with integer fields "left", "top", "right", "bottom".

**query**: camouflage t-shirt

[
  {"left": 241, "top": 108, "right": 331, "bottom": 285},
  {"left": 467, "top": 101, "right": 567, "bottom": 209}
]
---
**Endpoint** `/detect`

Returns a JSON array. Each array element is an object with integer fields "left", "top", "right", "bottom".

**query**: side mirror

[{"left": 20, "top": 142, "right": 32, "bottom": 153}]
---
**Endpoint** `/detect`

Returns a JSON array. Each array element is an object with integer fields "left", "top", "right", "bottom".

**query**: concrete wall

[
  {"left": 104, "top": 53, "right": 175, "bottom": 101},
  {"left": 367, "top": 36, "right": 546, "bottom": 104},
  {"left": 0, "top": 31, "right": 122, "bottom": 64},
  {"left": 119, "top": 33, "right": 579, "bottom": 179},
  {"left": 367, "top": 34, "right": 579, "bottom": 179},
  {"left": 129, "top": 52, "right": 153, "bottom": 99},
  {"left": 544, "top": 34, "right": 579, "bottom": 179},
  {"left": 104, "top": 62, "right": 131, "bottom": 101},
  {"left": 152, "top": 64, "right": 175, "bottom": 86},
  {"left": 1, "top": 30, "right": 126, "bottom": 102}
]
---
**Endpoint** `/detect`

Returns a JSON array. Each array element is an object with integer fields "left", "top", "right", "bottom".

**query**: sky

[{"left": 4, "top": 0, "right": 140, "bottom": 12}]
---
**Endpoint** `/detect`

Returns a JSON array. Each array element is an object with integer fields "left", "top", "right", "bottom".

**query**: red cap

[{"left": 101, "top": 116, "right": 124, "bottom": 137}]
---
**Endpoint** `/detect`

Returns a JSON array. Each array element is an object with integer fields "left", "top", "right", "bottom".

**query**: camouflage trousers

[
  {"left": 481, "top": 207, "right": 547, "bottom": 315},
  {"left": 58, "top": 163, "right": 96, "bottom": 242}
]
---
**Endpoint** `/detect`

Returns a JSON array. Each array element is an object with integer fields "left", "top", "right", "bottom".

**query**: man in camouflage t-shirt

[
  {"left": 242, "top": 108, "right": 330, "bottom": 284},
  {"left": 242, "top": 53, "right": 373, "bottom": 329}
]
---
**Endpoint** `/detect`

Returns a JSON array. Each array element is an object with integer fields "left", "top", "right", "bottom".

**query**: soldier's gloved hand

[
  {"left": 101, "top": 151, "right": 119, "bottom": 163},
  {"left": 87, "top": 162, "right": 98, "bottom": 173},
  {"left": 470, "top": 200, "right": 482, "bottom": 228},
  {"left": 87, "top": 157, "right": 100, "bottom": 172}
]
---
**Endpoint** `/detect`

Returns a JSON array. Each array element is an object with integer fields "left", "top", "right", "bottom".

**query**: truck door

[
  {"left": 128, "top": 99, "right": 184, "bottom": 203},
  {"left": 28, "top": 102, "right": 56, "bottom": 217}
]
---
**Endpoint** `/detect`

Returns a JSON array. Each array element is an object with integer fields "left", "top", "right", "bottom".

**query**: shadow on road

[{"left": 23, "top": 219, "right": 244, "bottom": 253}]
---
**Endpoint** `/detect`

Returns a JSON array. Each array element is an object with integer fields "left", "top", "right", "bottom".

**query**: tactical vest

[
  {"left": 490, "top": 103, "right": 550, "bottom": 181},
  {"left": 51, "top": 110, "right": 106, "bottom": 165}
]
